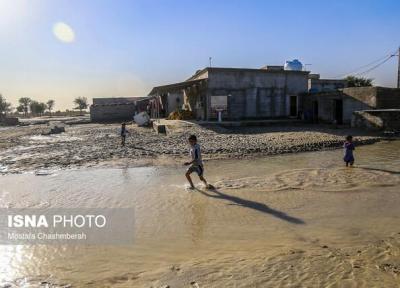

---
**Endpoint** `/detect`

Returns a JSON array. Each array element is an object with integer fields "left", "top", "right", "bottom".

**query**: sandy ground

[{"left": 0, "top": 121, "right": 382, "bottom": 174}]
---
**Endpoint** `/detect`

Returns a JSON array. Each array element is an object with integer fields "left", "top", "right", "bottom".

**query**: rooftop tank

[{"left": 284, "top": 59, "right": 303, "bottom": 71}]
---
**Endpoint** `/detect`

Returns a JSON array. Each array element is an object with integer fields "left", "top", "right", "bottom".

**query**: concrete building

[
  {"left": 149, "top": 66, "right": 309, "bottom": 121},
  {"left": 308, "top": 74, "right": 347, "bottom": 93},
  {"left": 302, "top": 87, "right": 400, "bottom": 124},
  {"left": 90, "top": 97, "right": 146, "bottom": 122}
]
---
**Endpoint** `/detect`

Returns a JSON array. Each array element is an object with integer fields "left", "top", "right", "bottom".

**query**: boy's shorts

[{"left": 187, "top": 164, "right": 204, "bottom": 176}]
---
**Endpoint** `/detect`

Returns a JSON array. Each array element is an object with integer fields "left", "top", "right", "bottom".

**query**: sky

[{"left": 0, "top": 0, "right": 399, "bottom": 110}]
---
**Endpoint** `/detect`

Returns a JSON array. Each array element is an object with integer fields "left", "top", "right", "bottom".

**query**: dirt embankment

[{"left": 0, "top": 122, "right": 382, "bottom": 174}]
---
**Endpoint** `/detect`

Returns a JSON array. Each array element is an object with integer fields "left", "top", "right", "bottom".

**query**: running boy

[
  {"left": 120, "top": 123, "right": 129, "bottom": 147},
  {"left": 184, "top": 135, "right": 211, "bottom": 189},
  {"left": 343, "top": 135, "right": 355, "bottom": 167}
]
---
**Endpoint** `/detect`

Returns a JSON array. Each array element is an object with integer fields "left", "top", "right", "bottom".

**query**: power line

[
  {"left": 354, "top": 54, "right": 396, "bottom": 76},
  {"left": 335, "top": 54, "right": 391, "bottom": 78},
  {"left": 333, "top": 49, "right": 398, "bottom": 79}
]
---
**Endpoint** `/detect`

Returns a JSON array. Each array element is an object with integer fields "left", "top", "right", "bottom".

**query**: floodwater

[{"left": 1, "top": 140, "right": 400, "bottom": 287}]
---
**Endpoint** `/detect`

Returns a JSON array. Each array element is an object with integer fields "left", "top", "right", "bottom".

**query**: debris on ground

[{"left": 167, "top": 110, "right": 194, "bottom": 120}]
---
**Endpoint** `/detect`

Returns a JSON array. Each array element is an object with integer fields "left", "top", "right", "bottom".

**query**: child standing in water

[
  {"left": 184, "top": 135, "right": 211, "bottom": 190},
  {"left": 343, "top": 135, "right": 355, "bottom": 167},
  {"left": 120, "top": 123, "right": 129, "bottom": 147}
]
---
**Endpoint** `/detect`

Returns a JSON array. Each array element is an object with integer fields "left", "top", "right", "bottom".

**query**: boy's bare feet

[{"left": 206, "top": 184, "right": 215, "bottom": 190}]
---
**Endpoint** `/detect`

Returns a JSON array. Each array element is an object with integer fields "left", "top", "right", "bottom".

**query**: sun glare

[{"left": 53, "top": 22, "right": 75, "bottom": 43}]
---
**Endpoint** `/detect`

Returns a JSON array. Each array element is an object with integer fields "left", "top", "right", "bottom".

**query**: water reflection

[{"left": 189, "top": 193, "right": 207, "bottom": 245}]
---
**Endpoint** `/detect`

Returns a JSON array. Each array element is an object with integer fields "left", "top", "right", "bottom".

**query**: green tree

[
  {"left": 29, "top": 101, "right": 47, "bottom": 116},
  {"left": 74, "top": 97, "right": 88, "bottom": 115},
  {"left": 16, "top": 105, "right": 25, "bottom": 114},
  {"left": 47, "top": 99, "right": 55, "bottom": 116},
  {"left": 345, "top": 76, "right": 373, "bottom": 87},
  {"left": 0, "top": 94, "right": 12, "bottom": 117},
  {"left": 18, "top": 97, "right": 31, "bottom": 116}
]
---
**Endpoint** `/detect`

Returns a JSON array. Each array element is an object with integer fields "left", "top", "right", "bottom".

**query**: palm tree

[
  {"left": 345, "top": 76, "right": 373, "bottom": 87},
  {"left": 74, "top": 97, "right": 88, "bottom": 115},
  {"left": 47, "top": 100, "right": 55, "bottom": 116}
]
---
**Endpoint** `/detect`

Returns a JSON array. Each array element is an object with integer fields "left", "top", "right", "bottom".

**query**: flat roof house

[
  {"left": 149, "top": 66, "right": 310, "bottom": 121},
  {"left": 90, "top": 97, "right": 147, "bottom": 122}
]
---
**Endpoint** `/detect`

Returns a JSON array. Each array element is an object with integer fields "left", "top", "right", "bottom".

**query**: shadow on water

[{"left": 196, "top": 188, "right": 305, "bottom": 225}]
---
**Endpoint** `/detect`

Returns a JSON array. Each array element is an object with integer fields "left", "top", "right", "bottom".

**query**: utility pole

[
  {"left": 397, "top": 46, "right": 400, "bottom": 88},
  {"left": 209, "top": 57, "right": 212, "bottom": 68}
]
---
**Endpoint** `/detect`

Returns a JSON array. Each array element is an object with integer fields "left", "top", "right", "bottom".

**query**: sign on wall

[{"left": 211, "top": 95, "right": 228, "bottom": 111}]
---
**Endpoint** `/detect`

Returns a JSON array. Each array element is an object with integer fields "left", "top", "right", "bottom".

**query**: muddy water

[{"left": 1, "top": 141, "right": 400, "bottom": 287}]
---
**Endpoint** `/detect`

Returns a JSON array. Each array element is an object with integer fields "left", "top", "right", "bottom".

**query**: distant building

[
  {"left": 149, "top": 66, "right": 310, "bottom": 121},
  {"left": 302, "top": 87, "right": 400, "bottom": 124},
  {"left": 90, "top": 97, "right": 147, "bottom": 122},
  {"left": 308, "top": 74, "right": 347, "bottom": 93}
]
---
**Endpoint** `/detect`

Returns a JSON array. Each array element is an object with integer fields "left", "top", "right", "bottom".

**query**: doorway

[
  {"left": 312, "top": 100, "right": 318, "bottom": 123},
  {"left": 334, "top": 99, "right": 343, "bottom": 124},
  {"left": 289, "top": 96, "right": 297, "bottom": 117}
]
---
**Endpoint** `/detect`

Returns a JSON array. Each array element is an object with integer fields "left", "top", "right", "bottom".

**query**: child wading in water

[
  {"left": 343, "top": 135, "right": 355, "bottom": 167},
  {"left": 184, "top": 135, "right": 211, "bottom": 190},
  {"left": 120, "top": 123, "right": 129, "bottom": 147}
]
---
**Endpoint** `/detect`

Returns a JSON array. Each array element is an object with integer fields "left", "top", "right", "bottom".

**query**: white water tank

[{"left": 284, "top": 59, "right": 303, "bottom": 71}]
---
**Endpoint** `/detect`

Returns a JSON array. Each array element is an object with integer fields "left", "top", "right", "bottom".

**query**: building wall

[
  {"left": 90, "top": 104, "right": 136, "bottom": 122},
  {"left": 206, "top": 69, "right": 308, "bottom": 120},
  {"left": 375, "top": 87, "right": 400, "bottom": 108},
  {"left": 302, "top": 91, "right": 371, "bottom": 124},
  {"left": 166, "top": 92, "right": 184, "bottom": 114},
  {"left": 308, "top": 79, "right": 347, "bottom": 93},
  {"left": 0, "top": 117, "right": 19, "bottom": 126},
  {"left": 341, "top": 87, "right": 377, "bottom": 107},
  {"left": 92, "top": 97, "right": 138, "bottom": 105},
  {"left": 302, "top": 87, "right": 400, "bottom": 124},
  {"left": 341, "top": 87, "right": 400, "bottom": 109},
  {"left": 342, "top": 97, "right": 371, "bottom": 123},
  {"left": 352, "top": 109, "right": 400, "bottom": 131}
]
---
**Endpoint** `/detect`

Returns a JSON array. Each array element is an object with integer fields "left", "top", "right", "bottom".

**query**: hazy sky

[{"left": 0, "top": 0, "right": 399, "bottom": 110}]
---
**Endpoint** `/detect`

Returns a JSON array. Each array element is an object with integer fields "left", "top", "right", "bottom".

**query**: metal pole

[
  {"left": 157, "top": 96, "right": 159, "bottom": 123},
  {"left": 397, "top": 47, "right": 400, "bottom": 88}
]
